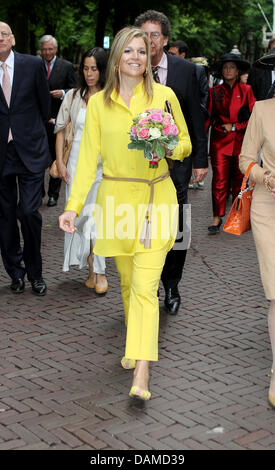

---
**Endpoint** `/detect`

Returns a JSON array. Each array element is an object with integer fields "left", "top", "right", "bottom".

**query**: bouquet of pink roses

[{"left": 128, "top": 108, "right": 179, "bottom": 168}]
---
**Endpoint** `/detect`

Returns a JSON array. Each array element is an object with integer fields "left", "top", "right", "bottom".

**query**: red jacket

[{"left": 206, "top": 81, "right": 256, "bottom": 157}]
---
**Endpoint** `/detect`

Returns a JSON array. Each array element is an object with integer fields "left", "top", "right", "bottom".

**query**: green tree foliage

[
  {"left": 169, "top": 1, "right": 274, "bottom": 60},
  {"left": 0, "top": 0, "right": 274, "bottom": 63}
]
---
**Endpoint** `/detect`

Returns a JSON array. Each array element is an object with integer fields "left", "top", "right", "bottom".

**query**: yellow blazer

[{"left": 66, "top": 81, "right": 192, "bottom": 256}]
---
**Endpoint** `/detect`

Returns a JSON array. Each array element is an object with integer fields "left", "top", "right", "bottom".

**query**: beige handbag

[{"left": 49, "top": 119, "right": 73, "bottom": 178}]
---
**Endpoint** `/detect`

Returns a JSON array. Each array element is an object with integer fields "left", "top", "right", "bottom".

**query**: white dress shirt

[{"left": 155, "top": 53, "right": 168, "bottom": 85}]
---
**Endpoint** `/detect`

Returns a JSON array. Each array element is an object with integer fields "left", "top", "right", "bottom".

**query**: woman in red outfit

[{"left": 206, "top": 54, "right": 256, "bottom": 234}]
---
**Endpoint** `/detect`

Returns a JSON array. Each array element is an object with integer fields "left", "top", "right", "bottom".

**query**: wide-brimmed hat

[
  {"left": 211, "top": 53, "right": 251, "bottom": 75},
  {"left": 254, "top": 47, "right": 275, "bottom": 67}
]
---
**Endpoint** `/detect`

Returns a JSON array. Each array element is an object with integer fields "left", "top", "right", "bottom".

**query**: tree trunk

[
  {"left": 95, "top": 0, "right": 112, "bottom": 48},
  {"left": 8, "top": 12, "right": 29, "bottom": 53}
]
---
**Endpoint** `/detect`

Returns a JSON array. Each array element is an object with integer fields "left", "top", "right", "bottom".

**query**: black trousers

[
  {"left": 46, "top": 123, "right": 62, "bottom": 199},
  {"left": 161, "top": 156, "right": 192, "bottom": 290},
  {"left": 0, "top": 142, "right": 44, "bottom": 281}
]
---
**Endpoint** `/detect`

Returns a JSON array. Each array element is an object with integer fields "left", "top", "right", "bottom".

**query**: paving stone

[
  {"left": 71, "top": 429, "right": 108, "bottom": 449},
  {"left": 0, "top": 170, "right": 275, "bottom": 449}
]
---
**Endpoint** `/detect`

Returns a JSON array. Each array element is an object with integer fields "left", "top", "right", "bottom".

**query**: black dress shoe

[
  {"left": 47, "top": 196, "right": 57, "bottom": 207},
  {"left": 208, "top": 218, "right": 222, "bottom": 235},
  {"left": 10, "top": 278, "right": 25, "bottom": 294},
  {"left": 31, "top": 278, "right": 47, "bottom": 296},
  {"left": 164, "top": 287, "right": 181, "bottom": 315}
]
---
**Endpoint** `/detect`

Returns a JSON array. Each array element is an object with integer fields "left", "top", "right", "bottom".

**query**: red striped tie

[{"left": 47, "top": 61, "right": 51, "bottom": 79}]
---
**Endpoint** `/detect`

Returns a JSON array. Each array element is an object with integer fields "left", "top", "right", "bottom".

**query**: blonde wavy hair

[{"left": 104, "top": 27, "right": 154, "bottom": 105}]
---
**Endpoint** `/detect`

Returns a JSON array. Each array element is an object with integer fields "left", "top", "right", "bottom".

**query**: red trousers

[{"left": 211, "top": 151, "right": 243, "bottom": 217}]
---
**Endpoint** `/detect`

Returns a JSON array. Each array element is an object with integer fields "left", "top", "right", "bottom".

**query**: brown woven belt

[{"left": 103, "top": 172, "right": 170, "bottom": 248}]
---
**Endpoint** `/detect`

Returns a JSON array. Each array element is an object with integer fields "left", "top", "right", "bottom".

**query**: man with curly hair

[{"left": 135, "top": 10, "right": 208, "bottom": 315}]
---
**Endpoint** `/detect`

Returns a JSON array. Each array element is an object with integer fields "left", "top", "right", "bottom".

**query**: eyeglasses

[
  {"left": 0, "top": 31, "right": 11, "bottom": 38},
  {"left": 146, "top": 32, "right": 161, "bottom": 39}
]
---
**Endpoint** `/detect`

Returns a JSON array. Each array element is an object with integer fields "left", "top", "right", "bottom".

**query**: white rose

[{"left": 149, "top": 127, "right": 161, "bottom": 139}]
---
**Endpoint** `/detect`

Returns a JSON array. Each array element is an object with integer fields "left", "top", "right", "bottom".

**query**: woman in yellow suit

[{"left": 59, "top": 27, "right": 191, "bottom": 401}]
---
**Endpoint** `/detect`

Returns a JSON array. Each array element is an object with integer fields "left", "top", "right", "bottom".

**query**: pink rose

[
  {"left": 163, "top": 115, "right": 172, "bottom": 126},
  {"left": 162, "top": 124, "right": 173, "bottom": 136},
  {"left": 171, "top": 124, "right": 179, "bottom": 136},
  {"left": 148, "top": 113, "right": 163, "bottom": 122},
  {"left": 137, "top": 127, "right": 149, "bottom": 139},
  {"left": 131, "top": 125, "right": 137, "bottom": 135},
  {"left": 138, "top": 117, "right": 149, "bottom": 125}
]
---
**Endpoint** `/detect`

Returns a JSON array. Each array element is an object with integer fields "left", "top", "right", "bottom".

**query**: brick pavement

[{"left": 0, "top": 170, "right": 274, "bottom": 450}]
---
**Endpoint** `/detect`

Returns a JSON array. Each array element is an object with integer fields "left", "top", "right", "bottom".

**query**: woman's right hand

[
  {"left": 57, "top": 161, "right": 71, "bottom": 186},
  {"left": 269, "top": 177, "right": 275, "bottom": 199},
  {"left": 59, "top": 210, "right": 77, "bottom": 234}
]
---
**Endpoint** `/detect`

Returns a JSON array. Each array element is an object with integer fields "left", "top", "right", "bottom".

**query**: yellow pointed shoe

[
  {"left": 268, "top": 368, "right": 275, "bottom": 408},
  {"left": 129, "top": 386, "right": 151, "bottom": 401},
  {"left": 121, "top": 357, "right": 136, "bottom": 370},
  {"left": 268, "top": 392, "right": 275, "bottom": 409}
]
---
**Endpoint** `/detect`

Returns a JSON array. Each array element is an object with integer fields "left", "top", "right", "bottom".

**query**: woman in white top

[{"left": 55, "top": 48, "right": 108, "bottom": 294}]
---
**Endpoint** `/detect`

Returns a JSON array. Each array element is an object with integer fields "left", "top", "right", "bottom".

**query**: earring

[{"left": 143, "top": 67, "right": 148, "bottom": 77}]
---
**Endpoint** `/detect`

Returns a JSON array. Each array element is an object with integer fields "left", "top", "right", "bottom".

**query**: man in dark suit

[
  {"left": 168, "top": 41, "right": 209, "bottom": 115},
  {"left": 168, "top": 39, "right": 189, "bottom": 59},
  {"left": 0, "top": 21, "right": 50, "bottom": 295},
  {"left": 135, "top": 10, "right": 208, "bottom": 314},
  {"left": 248, "top": 38, "right": 275, "bottom": 100},
  {"left": 40, "top": 35, "right": 76, "bottom": 207}
]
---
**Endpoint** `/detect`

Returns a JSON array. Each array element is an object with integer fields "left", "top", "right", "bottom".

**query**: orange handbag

[{"left": 223, "top": 161, "right": 257, "bottom": 236}]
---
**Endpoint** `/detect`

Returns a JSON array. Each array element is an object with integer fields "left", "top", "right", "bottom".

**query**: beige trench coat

[{"left": 239, "top": 98, "right": 275, "bottom": 299}]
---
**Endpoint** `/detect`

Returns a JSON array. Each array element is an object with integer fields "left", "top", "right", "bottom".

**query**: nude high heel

[
  {"left": 95, "top": 274, "right": 108, "bottom": 294},
  {"left": 85, "top": 251, "right": 96, "bottom": 288}
]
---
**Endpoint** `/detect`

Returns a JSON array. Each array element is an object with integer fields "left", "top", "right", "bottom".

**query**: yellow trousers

[{"left": 115, "top": 245, "right": 169, "bottom": 362}]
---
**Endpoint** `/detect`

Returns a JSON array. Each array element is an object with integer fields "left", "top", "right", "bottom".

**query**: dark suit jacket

[
  {"left": 248, "top": 66, "right": 273, "bottom": 101},
  {"left": 0, "top": 51, "right": 51, "bottom": 174},
  {"left": 165, "top": 52, "right": 208, "bottom": 171},
  {"left": 267, "top": 80, "right": 275, "bottom": 98},
  {"left": 46, "top": 57, "right": 76, "bottom": 118},
  {"left": 195, "top": 64, "right": 209, "bottom": 115}
]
